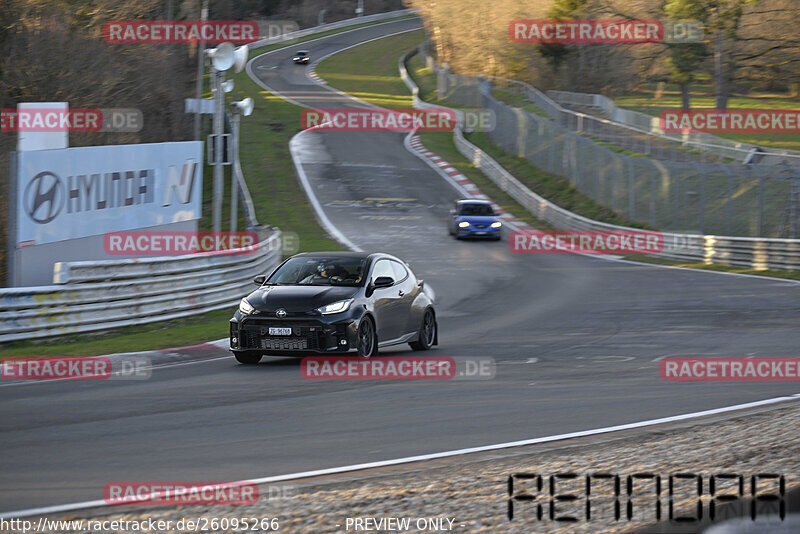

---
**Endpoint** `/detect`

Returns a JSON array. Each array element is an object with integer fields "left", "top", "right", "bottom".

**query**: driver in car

[{"left": 300, "top": 263, "right": 346, "bottom": 284}]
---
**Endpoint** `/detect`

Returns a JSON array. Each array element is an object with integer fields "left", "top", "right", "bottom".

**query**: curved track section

[{"left": 2, "top": 18, "right": 799, "bottom": 512}]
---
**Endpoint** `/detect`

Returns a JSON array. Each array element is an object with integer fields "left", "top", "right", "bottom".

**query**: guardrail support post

[
  {"left": 628, "top": 157, "right": 635, "bottom": 220},
  {"left": 791, "top": 176, "right": 799, "bottom": 239}
]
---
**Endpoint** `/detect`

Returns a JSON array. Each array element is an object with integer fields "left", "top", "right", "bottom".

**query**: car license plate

[{"left": 268, "top": 327, "right": 292, "bottom": 336}]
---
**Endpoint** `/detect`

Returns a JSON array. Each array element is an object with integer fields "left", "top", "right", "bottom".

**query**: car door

[
  {"left": 369, "top": 259, "right": 404, "bottom": 342},
  {"left": 390, "top": 260, "right": 418, "bottom": 336}
]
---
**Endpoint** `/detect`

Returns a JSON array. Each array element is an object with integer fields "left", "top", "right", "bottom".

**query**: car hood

[
  {"left": 246, "top": 285, "right": 359, "bottom": 313},
  {"left": 457, "top": 215, "right": 500, "bottom": 224}
]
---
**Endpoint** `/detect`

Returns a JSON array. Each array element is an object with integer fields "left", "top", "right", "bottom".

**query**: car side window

[
  {"left": 390, "top": 261, "right": 408, "bottom": 283},
  {"left": 370, "top": 259, "right": 395, "bottom": 284}
]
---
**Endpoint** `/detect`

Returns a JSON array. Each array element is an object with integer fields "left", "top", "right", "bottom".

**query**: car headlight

[
  {"left": 458, "top": 221, "right": 470, "bottom": 228},
  {"left": 316, "top": 298, "right": 354, "bottom": 315},
  {"left": 239, "top": 298, "right": 255, "bottom": 315},
  {"left": 293, "top": 57, "right": 299, "bottom": 60},
  {"left": 491, "top": 221, "right": 502, "bottom": 228}
]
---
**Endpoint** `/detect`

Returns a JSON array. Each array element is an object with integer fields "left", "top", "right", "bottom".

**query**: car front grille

[
  {"left": 474, "top": 224, "right": 488, "bottom": 229},
  {"left": 238, "top": 320, "right": 324, "bottom": 351},
  {"left": 260, "top": 337, "right": 310, "bottom": 350}
]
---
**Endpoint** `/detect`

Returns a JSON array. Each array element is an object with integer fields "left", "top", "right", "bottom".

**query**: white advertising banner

[{"left": 15, "top": 141, "right": 203, "bottom": 246}]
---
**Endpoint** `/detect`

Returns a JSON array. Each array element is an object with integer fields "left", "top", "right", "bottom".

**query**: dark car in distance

[
  {"left": 229, "top": 252, "right": 438, "bottom": 364},
  {"left": 292, "top": 50, "right": 310, "bottom": 64}
]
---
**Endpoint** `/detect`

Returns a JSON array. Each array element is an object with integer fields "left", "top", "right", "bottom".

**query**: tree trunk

[
  {"left": 655, "top": 81, "right": 665, "bottom": 99},
  {"left": 681, "top": 81, "right": 691, "bottom": 109},
  {"left": 715, "top": 30, "right": 728, "bottom": 109}
]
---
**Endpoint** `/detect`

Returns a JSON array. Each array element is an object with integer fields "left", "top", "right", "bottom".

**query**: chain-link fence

[
  {"left": 548, "top": 89, "right": 800, "bottom": 168},
  {"left": 423, "top": 45, "right": 800, "bottom": 238}
]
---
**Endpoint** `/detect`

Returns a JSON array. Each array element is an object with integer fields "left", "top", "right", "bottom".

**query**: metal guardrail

[
  {"left": 401, "top": 46, "right": 800, "bottom": 271},
  {"left": 0, "top": 232, "right": 282, "bottom": 343},
  {"left": 247, "top": 9, "right": 415, "bottom": 50}
]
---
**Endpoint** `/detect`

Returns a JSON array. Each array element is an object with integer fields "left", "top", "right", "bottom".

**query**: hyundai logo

[
  {"left": 24, "top": 171, "right": 63, "bottom": 224},
  {"left": 276, "top": 308, "right": 287, "bottom": 318}
]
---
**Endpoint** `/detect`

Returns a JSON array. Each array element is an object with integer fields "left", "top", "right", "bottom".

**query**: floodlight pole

[
  {"left": 212, "top": 69, "right": 225, "bottom": 234},
  {"left": 230, "top": 109, "right": 240, "bottom": 233},
  {"left": 194, "top": 0, "right": 209, "bottom": 140}
]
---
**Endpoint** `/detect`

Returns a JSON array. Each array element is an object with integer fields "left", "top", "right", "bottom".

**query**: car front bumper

[
  {"left": 230, "top": 315, "right": 359, "bottom": 356},
  {"left": 457, "top": 225, "right": 502, "bottom": 237}
]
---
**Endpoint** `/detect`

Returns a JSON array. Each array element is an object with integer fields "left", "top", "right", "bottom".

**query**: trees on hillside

[{"left": 406, "top": 0, "right": 800, "bottom": 102}]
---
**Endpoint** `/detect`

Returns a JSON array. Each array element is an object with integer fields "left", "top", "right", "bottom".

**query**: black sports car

[
  {"left": 229, "top": 252, "right": 438, "bottom": 364},
  {"left": 292, "top": 50, "right": 310, "bottom": 64}
]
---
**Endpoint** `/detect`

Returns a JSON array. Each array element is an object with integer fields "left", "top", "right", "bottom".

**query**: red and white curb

[
  {"left": 406, "top": 134, "right": 536, "bottom": 231},
  {"left": 307, "top": 64, "right": 326, "bottom": 84}
]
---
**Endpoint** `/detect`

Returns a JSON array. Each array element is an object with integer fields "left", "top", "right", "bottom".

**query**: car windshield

[
  {"left": 296, "top": 51, "right": 308, "bottom": 56},
  {"left": 459, "top": 203, "right": 495, "bottom": 216},
  {"left": 267, "top": 257, "right": 367, "bottom": 286}
]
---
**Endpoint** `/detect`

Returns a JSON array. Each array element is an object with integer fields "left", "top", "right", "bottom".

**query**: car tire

[
  {"left": 356, "top": 316, "right": 378, "bottom": 358},
  {"left": 409, "top": 308, "right": 437, "bottom": 351},
  {"left": 234, "top": 351, "right": 262, "bottom": 365}
]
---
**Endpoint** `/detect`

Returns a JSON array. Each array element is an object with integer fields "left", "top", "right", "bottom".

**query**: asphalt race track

[{"left": 2, "top": 17, "right": 799, "bottom": 513}]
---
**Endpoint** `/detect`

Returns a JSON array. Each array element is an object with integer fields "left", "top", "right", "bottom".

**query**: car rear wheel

[
  {"left": 356, "top": 316, "right": 378, "bottom": 358},
  {"left": 234, "top": 351, "right": 262, "bottom": 365},
  {"left": 410, "top": 308, "right": 436, "bottom": 351}
]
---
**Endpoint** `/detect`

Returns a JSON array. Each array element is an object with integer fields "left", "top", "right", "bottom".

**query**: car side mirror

[
  {"left": 253, "top": 275, "right": 266, "bottom": 286},
  {"left": 372, "top": 276, "right": 394, "bottom": 289},
  {"left": 449, "top": 209, "right": 456, "bottom": 216}
]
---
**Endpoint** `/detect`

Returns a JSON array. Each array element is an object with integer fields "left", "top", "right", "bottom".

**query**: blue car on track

[{"left": 448, "top": 199, "right": 503, "bottom": 240}]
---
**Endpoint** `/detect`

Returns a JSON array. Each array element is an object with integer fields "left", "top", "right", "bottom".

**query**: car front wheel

[
  {"left": 409, "top": 308, "right": 436, "bottom": 351},
  {"left": 356, "top": 316, "right": 378, "bottom": 358}
]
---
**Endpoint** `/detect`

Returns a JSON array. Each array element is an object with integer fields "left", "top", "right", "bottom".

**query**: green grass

[
  {"left": 491, "top": 87, "right": 549, "bottom": 117},
  {"left": 0, "top": 18, "right": 426, "bottom": 356},
  {"left": 406, "top": 54, "right": 437, "bottom": 102},
  {"left": 590, "top": 139, "right": 646, "bottom": 157},
  {"left": 0, "top": 310, "right": 235, "bottom": 357},
  {"left": 314, "top": 29, "right": 424, "bottom": 107}
]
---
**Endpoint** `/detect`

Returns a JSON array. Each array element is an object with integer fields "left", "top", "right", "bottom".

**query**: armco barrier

[
  {"left": 247, "top": 9, "right": 415, "bottom": 50},
  {"left": 400, "top": 46, "right": 800, "bottom": 271},
  {"left": 0, "top": 232, "right": 282, "bottom": 343}
]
